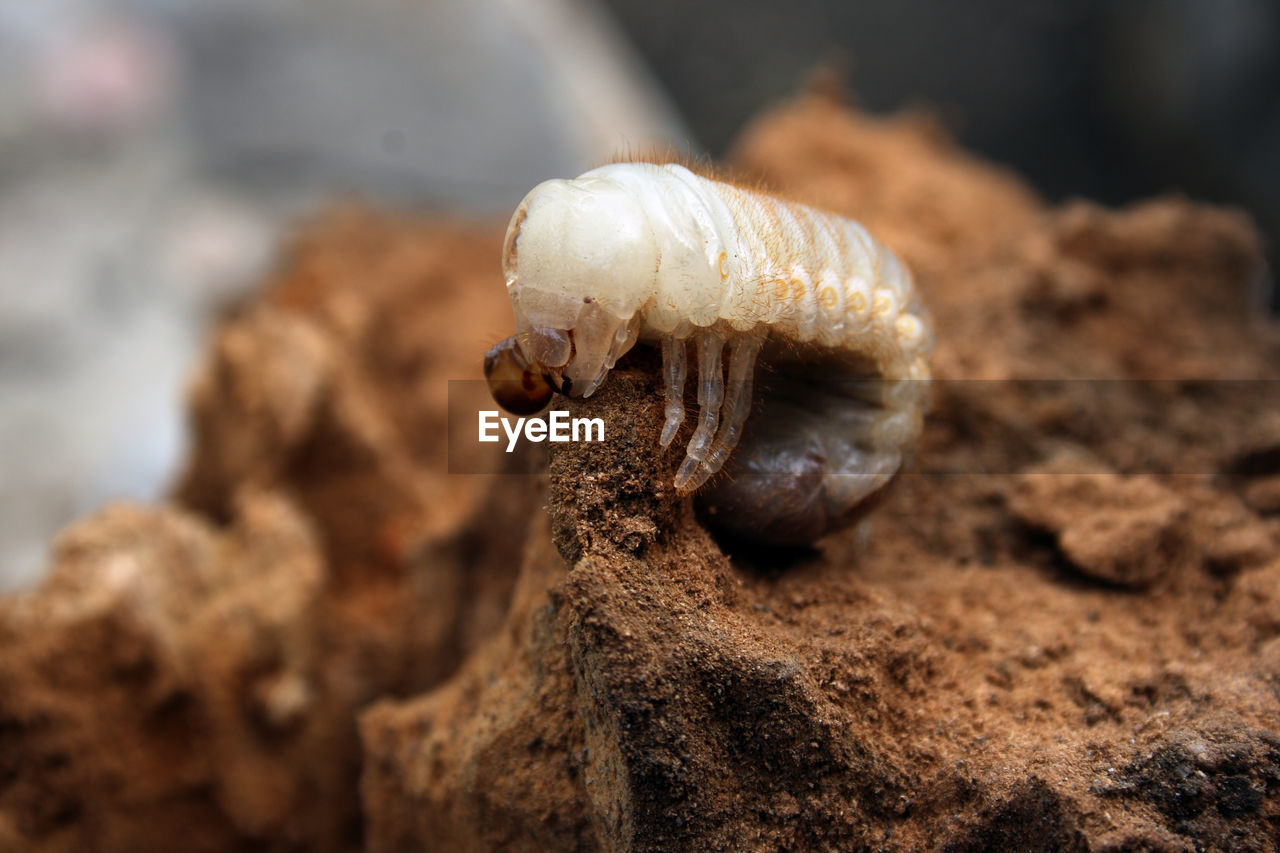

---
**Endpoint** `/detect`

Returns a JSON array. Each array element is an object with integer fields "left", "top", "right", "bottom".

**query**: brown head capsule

[{"left": 483, "top": 337, "right": 555, "bottom": 415}]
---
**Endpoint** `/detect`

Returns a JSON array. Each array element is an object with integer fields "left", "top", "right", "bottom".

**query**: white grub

[{"left": 491, "top": 162, "right": 933, "bottom": 544}]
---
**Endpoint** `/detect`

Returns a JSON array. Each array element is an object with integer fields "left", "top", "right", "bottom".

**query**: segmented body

[{"left": 487, "top": 162, "right": 933, "bottom": 544}]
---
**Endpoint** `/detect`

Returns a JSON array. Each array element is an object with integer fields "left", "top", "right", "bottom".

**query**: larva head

[
  {"left": 500, "top": 174, "right": 653, "bottom": 397},
  {"left": 483, "top": 337, "right": 554, "bottom": 415}
]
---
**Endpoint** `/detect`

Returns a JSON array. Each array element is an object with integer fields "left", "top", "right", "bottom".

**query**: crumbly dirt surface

[{"left": 4, "top": 92, "right": 1280, "bottom": 852}]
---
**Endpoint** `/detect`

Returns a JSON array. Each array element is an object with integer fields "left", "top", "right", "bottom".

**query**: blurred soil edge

[{"left": 3, "top": 91, "right": 1280, "bottom": 852}]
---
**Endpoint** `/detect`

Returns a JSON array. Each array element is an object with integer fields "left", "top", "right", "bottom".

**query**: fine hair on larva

[{"left": 484, "top": 161, "right": 933, "bottom": 545}]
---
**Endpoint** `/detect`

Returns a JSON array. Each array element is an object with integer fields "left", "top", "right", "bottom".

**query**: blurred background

[{"left": 0, "top": 0, "right": 1276, "bottom": 589}]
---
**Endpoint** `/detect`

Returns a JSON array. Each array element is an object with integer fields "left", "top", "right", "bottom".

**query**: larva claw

[
  {"left": 673, "top": 328, "right": 725, "bottom": 491},
  {"left": 675, "top": 455, "right": 707, "bottom": 489},
  {"left": 702, "top": 333, "right": 762, "bottom": 474},
  {"left": 659, "top": 415, "right": 682, "bottom": 449},
  {"left": 659, "top": 335, "right": 688, "bottom": 448}
]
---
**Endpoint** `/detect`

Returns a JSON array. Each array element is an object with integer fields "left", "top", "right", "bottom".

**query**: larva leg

[
  {"left": 685, "top": 333, "right": 763, "bottom": 490},
  {"left": 659, "top": 335, "right": 688, "bottom": 448},
  {"left": 673, "top": 328, "right": 726, "bottom": 490}
]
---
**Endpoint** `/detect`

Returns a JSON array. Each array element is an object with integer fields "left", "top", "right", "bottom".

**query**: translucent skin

[{"left": 498, "top": 162, "right": 933, "bottom": 543}]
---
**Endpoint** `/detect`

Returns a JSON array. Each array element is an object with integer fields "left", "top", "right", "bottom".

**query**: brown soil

[{"left": 3, "top": 92, "right": 1280, "bottom": 852}]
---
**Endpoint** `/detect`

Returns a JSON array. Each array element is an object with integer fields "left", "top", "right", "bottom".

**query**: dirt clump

[
  {"left": 0, "top": 214, "right": 541, "bottom": 850},
  {"left": 1008, "top": 457, "right": 1190, "bottom": 588},
  {"left": 4, "top": 92, "right": 1280, "bottom": 851}
]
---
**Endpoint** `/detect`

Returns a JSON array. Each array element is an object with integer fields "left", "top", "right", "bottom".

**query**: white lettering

[
  {"left": 478, "top": 410, "right": 500, "bottom": 442},
  {"left": 549, "top": 410, "right": 570, "bottom": 441},
  {"left": 501, "top": 416, "right": 524, "bottom": 453},
  {"left": 481, "top": 410, "right": 605, "bottom": 451},
  {"left": 574, "top": 417, "right": 605, "bottom": 442}
]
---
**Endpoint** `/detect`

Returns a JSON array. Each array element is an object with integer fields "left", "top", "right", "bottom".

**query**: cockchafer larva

[{"left": 484, "top": 162, "right": 933, "bottom": 545}]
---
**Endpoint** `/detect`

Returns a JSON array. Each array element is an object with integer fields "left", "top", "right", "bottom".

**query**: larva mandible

[{"left": 484, "top": 162, "right": 933, "bottom": 545}]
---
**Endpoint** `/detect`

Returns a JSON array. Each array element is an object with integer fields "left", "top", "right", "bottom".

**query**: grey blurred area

[
  {"left": 600, "top": 0, "right": 1280, "bottom": 304},
  {"left": 0, "top": 0, "right": 688, "bottom": 590},
  {"left": 167, "top": 0, "right": 689, "bottom": 211}
]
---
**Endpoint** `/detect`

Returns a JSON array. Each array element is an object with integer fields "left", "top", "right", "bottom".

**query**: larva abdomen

[
  {"left": 726, "top": 191, "right": 921, "bottom": 351},
  {"left": 484, "top": 162, "right": 933, "bottom": 545}
]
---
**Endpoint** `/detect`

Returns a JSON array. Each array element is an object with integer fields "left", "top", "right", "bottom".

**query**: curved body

[{"left": 493, "top": 162, "right": 933, "bottom": 544}]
